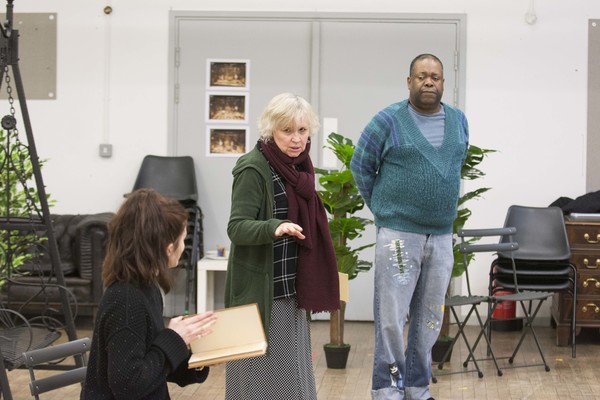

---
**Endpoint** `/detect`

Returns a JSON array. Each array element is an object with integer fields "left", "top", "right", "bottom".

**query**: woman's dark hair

[{"left": 102, "top": 188, "right": 188, "bottom": 293}]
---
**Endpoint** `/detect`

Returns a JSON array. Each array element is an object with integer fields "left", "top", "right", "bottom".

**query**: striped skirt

[{"left": 225, "top": 296, "right": 317, "bottom": 400}]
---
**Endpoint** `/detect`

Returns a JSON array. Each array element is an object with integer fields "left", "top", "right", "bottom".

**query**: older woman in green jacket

[{"left": 224, "top": 93, "right": 340, "bottom": 400}]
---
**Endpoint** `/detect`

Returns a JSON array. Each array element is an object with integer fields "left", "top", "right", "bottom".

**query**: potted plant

[
  {"left": 432, "top": 144, "right": 496, "bottom": 361},
  {"left": 0, "top": 128, "right": 52, "bottom": 288},
  {"left": 315, "top": 132, "right": 375, "bottom": 369}
]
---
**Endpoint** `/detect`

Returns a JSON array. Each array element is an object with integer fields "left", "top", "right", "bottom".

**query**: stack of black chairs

[
  {"left": 487, "top": 205, "right": 577, "bottom": 364},
  {"left": 132, "top": 155, "right": 204, "bottom": 314},
  {"left": 435, "top": 205, "right": 577, "bottom": 384}
]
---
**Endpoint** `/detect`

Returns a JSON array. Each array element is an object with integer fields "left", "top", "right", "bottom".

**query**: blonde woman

[{"left": 224, "top": 93, "right": 340, "bottom": 399}]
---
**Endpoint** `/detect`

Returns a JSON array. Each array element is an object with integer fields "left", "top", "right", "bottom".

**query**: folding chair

[
  {"left": 488, "top": 206, "right": 577, "bottom": 365},
  {"left": 434, "top": 227, "right": 518, "bottom": 380},
  {"left": 23, "top": 337, "right": 91, "bottom": 399}
]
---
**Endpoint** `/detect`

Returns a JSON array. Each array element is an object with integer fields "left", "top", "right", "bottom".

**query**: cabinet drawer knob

[
  {"left": 583, "top": 278, "right": 600, "bottom": 288},
  {"left": 583, "top": 233, "right": 600, "bottom": 244},
  {"left": 582, "top": 303, "right": 600, "bottom": 313},
  {"left": 583, "top": 258, "right": 600, "bottom": 269}
]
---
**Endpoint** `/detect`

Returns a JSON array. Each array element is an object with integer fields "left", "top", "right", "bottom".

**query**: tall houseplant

[
  {"left": 451, "top": 144, "right": 497, "bottom": 279},
  {"left": 434, "top": 144, "right": 496, "bottom": 354},
  {"left": 315, "top": 132, "right": 374, "bottom": 369}
]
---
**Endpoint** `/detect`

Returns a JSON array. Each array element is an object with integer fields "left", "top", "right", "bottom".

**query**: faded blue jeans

[{"left": 372, "top": 227, "right": 453, "bottom": 400}]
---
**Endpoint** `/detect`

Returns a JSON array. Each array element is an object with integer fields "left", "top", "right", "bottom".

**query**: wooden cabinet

[{"left": 551, "top": 218, "right": 600, "bottom": 346}]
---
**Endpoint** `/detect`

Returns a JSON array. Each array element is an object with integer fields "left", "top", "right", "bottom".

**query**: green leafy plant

[
  {"left": 315, "top": 132, "right": 374, "bottom": 366},
  {"left": 316, "top": 132, "right": 374, "bottom": 281},
  {"left": 451, "top": 144, "right": 496, "bottom": 278},
  {"left": 0, "top": 128, "right": 52, "bottom": 288}
]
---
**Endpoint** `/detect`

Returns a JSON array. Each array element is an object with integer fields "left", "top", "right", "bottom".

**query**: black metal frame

[
  {"left": 432, "top": 228, "right": 515, "bottom": 382},
  {"left": 0, "top": 1, "right": 79, "bottom": 398}
]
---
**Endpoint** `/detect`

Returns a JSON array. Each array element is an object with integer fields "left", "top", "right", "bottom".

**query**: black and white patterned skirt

[{"left": 225, "top": 296, "right": 317, "bottom": 400}]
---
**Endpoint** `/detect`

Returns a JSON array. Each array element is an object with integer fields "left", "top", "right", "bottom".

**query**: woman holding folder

[
  {"left": 225, "top": 93, "right": 340, "bottom": 399},
  {"left": 81, "top": 189, "right": 217, "bottom": 399}
]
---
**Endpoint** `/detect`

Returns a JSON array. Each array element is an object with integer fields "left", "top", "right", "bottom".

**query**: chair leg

[
  {"left": 484, "top": 300, "right": 499, "bottom": 358},
  {"left": 184, "top": 264, "right": 191, "bottom": 313},
  {"left": 436, "top": 307, "right": 460, "bottom": 370},
  {"left": 464, "top": 306, "right": 503, "bottom": 377},
  {"left": 437, "top": 305, "right": 484, "bottom": 378},
  {"left": 508, "top": 299, "right": 550, "bottom": 372},
  {"left": 571, "top": 267, "right": 577, "bottom": 358},
  {"left": 0, "top": 356, "right": 14, "bottom": 400}
]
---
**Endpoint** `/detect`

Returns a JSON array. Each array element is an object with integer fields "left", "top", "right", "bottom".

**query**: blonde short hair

[{"left": 258, "top": 93, "right": 320, "bottom": 142}]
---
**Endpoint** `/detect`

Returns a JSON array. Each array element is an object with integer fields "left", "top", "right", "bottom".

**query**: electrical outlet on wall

[{"left": 99, "top": 144, "right": 112, "bottom": 158}]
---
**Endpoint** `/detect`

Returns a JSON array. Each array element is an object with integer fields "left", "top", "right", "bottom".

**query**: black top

[{"left": 81, "top": 282, "right": 209, "bottom": 399}]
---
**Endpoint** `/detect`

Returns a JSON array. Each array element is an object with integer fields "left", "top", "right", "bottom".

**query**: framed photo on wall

[
  {"left": 206, "top": 92, "right": 249, "bottom": 123},
  {"left": 206, "top": 126, "right": 249, "bottom": 157},
  {"left": 207, "top": 59, "right": 249, "bottom": 91}
]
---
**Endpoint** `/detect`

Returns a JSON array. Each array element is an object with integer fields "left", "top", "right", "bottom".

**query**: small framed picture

[
  {"left": 207, "top": 59, "right": 249, "bottom": 90},
  {"left": 206, "top": 126, "right": 249, "bottom": 157},
  {"left": 206, "top": 92, "right": 248, "bottom": 123}
]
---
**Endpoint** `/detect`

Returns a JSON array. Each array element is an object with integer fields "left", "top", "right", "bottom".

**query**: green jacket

[{"left": 224, "top": 146, "right": 284, "bottom": 341}]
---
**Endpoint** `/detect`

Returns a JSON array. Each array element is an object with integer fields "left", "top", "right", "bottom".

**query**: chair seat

[
  {"left": 493, "top": 276, "right": 572, "bottom": 292},
  {"left": 446, "top": 295, "right": 488, "bottom": 307},
  {"left": 492, "top": 290, "right": 552, "bottom": 303},
  {"left": 493, "top": 260, "right": 573, "bottom": 276},
  {"left": 0, "top": 326, "right": 61, "bottom": 370}
]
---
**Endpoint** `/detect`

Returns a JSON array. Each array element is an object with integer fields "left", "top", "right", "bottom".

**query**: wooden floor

[{"left": 4, "top": 319, "right": 600, "bottom": 399}]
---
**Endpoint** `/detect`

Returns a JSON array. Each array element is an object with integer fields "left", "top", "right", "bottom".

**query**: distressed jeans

[{"left": 371, "top": 227, "right": 453, "bottom": 400}]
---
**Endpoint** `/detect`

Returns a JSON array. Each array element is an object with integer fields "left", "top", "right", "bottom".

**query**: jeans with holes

[{"left": 371, "top": 227, "right": 452, "bottom": 400}]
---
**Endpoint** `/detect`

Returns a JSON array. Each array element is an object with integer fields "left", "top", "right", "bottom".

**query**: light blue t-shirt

[{"left": 408, "top": 104, "right": 445, "bottom": 148}]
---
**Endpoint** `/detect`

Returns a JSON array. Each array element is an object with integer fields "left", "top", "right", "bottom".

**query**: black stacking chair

[
  {"left": 488, "top": 205, "right": 577, "bottom": 363},
  {"left": 132, "top": 155, "right": 199, "bottom": 203},
  {"left": 132, "top": 155, "right": 204, "bottom": 314}
]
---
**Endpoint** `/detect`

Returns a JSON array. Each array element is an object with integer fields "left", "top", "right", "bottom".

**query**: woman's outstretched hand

[
  {"left": 168, "top": 311, "right": 218, "bottom": 345},
  {"left": 275, "top": 222, "right": 305, "bottom": 239}
]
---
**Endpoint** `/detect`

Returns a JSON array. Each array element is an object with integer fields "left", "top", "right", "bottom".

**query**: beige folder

[{"left": 188, "top": 303, "right": 267, "bottom": 369}]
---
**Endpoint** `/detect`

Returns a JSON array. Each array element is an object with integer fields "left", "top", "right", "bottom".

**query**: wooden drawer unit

[{"left": 551, "top": 218, "right": 600, "bottom": 346}]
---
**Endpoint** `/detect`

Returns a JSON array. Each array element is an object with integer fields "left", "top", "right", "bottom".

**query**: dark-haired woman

[{"left": 81, "top": 188, "right": 217, "bottom": 399}]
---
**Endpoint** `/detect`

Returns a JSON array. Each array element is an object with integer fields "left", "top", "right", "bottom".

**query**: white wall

[{"left": 13, "top": 0, "right": 597, "bottom": 321}]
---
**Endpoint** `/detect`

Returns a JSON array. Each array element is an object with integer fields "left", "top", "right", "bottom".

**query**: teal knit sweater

[{"left": 350, "top": 100, "right": 469, "bottom": 234}]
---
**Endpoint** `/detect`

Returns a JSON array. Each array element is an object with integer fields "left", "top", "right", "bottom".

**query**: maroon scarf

[{"left": 260, "top": 140, "right": 340, "bottom": 312}]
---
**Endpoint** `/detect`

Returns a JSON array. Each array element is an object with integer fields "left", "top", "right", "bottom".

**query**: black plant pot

[
  {"left": 323, "top": 343, "right": 351, "bottom": 369},
  {"left": 431, "top": 338, "right": 454, "bottom": 363}
]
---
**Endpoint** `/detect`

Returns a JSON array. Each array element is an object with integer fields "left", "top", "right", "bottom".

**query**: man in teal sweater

[{"left": 350, "top": 54, "right": 469, "bottom": 400}]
